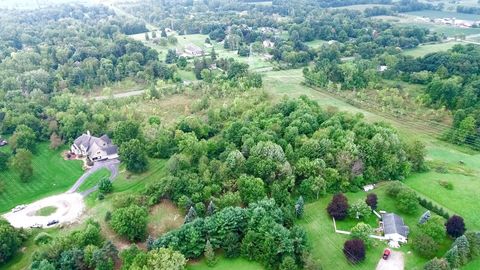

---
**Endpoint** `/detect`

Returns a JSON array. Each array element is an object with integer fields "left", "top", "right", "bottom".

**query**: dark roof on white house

[{"left": 382, "top": 213, "right": 409, "bottom": 237}]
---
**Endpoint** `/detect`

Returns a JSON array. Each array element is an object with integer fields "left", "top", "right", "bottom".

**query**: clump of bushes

[
  {"left": 34, "top": 232, "right": 53, "bottom": 245},
  {"left": 439, "top": 180, "right": 453, "bottom": 190}
]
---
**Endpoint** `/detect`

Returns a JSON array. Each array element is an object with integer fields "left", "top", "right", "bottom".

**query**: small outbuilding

[
  {"left": 0, "top": 138, "right": 7, "bottom": 147},
  {"left": 381, "top": 212, "right": 409, "bottom": 244}
]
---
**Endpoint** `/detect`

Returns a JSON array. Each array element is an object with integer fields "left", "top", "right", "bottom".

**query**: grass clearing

[
  {"left": 403, "top": 42, "right": 462, "bottom": 57},
  {"left": 0, "top": 143, "right": 83, "bottom": 213},
  {"left": 35, "top": 206, "right": 58, "bottom": 216},
  {"left": 187, "top": 256, "right": 264, "bottom": 270},
  {"left": 148, "top": 200, "right": 184, "bottom": 237},
  {"left": 404, "top": 10, "right": 480, "bottom": 21},
  {"left": 77, "top": 168, "right": 111, "bottom": 193}
]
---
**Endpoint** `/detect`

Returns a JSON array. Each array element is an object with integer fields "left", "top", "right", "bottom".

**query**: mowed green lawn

[
  {"left": 77, "top": 168, "right": 111, "bottom": 193},
  {"left": 187, "top": 256, "right": 264, "bottom": 270},
  {"left": 0, "top": 143, "right": 83, "bottom": 213},
  {"left": 299, "top": 183, "right": 443, "bottom": 270},
  {"left": 403, "top": 42, "right": 462, "bottom": 58},
  {"left": 405, "top": 144, "right": 480, "bottom": 230}
]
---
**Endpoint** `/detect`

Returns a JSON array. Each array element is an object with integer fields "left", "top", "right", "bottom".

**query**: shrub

[
  {"left": 348, "top": 200, "right": 371, "bottom": 220},
  {"left": 439, "top": 180, "right": 453, "bottom": 190},
  {"left": 386, "top": 181, "right": 403, "bottom": 197},
  {"left": 343, "top": 239, "right": 365, "bottom": 264},
  {"left": 420, "top": 215, "right": 446, "bottom": 242},
  {"left": 34, "top": 232, "right": 53, "bottom": 245},
  {"left": 412, "top": 233, "right": 438, "bottom": 258},
  {"left": 365, "top": 193, "right": 378, "bottom": 210},
  {"left": 98, "top": 178, "right": 113, "bottom": 194},
  {"left": 327, "top": 193, "right": 349, "bottom": 220},
  {"left": 446, "top": 215, "right": 466, "bottom": 238},
  {"left": 424, "top": 257, "right": 450, "bottom": 270},
  {"left": 397, "top": 188, "right": 419, "bottom": 214},
  {"left": 350, "top": 223, "right": 373, "bottom": 247}
]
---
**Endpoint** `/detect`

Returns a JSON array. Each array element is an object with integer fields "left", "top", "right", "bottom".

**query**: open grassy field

[
  {"left": 403, "top": 41, "right": 462, "bottom": 57},
  {"left": 404, "top": 10, "right": 480, "bottom": 21},
  {"left": 0, "top": 143, "right": 83, "bottom": 213},
  {"left": 332, "top": 4, "right": 392, "bottom": 11},
  {"left": 148, "top": 200, "right": 184, "bottom": 237},
  {"left": 77, "top": 168, "right": 111, "bottom": 193},
  {"left": 187, "top": 256, "right": 264, "bottom": 270},
  {"left": 305, "top": 39, "right": 327, "bottom": 49}
]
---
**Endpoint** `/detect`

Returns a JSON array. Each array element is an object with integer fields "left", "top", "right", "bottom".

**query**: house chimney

[{"left": 87, "top": 130, "right": 91, "bottom": 136}]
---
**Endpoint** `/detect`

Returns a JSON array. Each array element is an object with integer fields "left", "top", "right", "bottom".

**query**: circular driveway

[{"left": 3, "top": 193, "right": 85, "bottom": 229}]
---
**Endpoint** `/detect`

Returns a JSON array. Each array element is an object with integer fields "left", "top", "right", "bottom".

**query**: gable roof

[
  {"left": 382, "top": 213, "right": 409, "bottom": 237},
  {"left": 73, "top": 133, "right": 117, "bottom": 156}
]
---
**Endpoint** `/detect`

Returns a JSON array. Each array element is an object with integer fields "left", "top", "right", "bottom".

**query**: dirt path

[{"left": 376, "top": 251, "right": 404, "bottom": 270}]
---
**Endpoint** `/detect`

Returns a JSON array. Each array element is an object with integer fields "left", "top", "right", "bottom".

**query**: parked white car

[
  {"left": 30, "top": 223, "right": 43, "bottom": 229},
  {"left": 11, "top": 205, "right": 27, "bottom": 213}
]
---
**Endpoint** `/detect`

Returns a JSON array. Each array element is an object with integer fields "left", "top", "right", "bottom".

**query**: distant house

[
  {"left": 263, "top": 39, "right": 275, "bottom": 48},
  {"left": 184, "top": 44, "right": 204, "bottom": 57},
  {"left": 381, "top": 212, "right": 409, "bottom": 244},
  {"left": 0, "top": 138, "right": 7, "bottom": 147},
  {"left": 378, "top": 65, "right": 388, "bottom": 72},
  {"left": 71, "top": 131, "right": 118, "bottom": 162}
]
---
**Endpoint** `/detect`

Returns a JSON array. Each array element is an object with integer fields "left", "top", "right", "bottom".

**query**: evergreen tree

[
  {"left": 204, "top": 240, "right": 217, "bottom": 267},
  {"left": 454, "top": 235, "right": 470, "bottom": 266},
  {"left": 152, "top": 31, "right": 157, "bottom": 39},
  {"left": 295, "top": 196, "right": 304, "bottom": 219},
  {"left": 424, "top": 258, "right": 450, "bottom": 270},
  {"left": 445, "top": 245, "right": 460, "bottom": 269},
  {"left": 146, "top": 235, "right": 155, "bottom": 250},
  {"left": 161, "top": 28, "right": 167, "bottom": 38},
  {"left": 145, "top": 32, "right": 150, "bottom": 41},
  {"left": 184, "top": 206, "right": 197, "bottom": 224},
  {"left": 211, "top": 48, "right": 217, "bottom": 61},
  {"left": 207, "top": 201, "right": 216, "bottom": 216}
]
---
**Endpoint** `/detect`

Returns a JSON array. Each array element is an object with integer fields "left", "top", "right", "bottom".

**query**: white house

[
  {"left": 71, "top": 131, "right": 118, "bottom": 162},
  {"left": 381, "top": 212, "right": 409, "bottom": 244},
  {"left": 263, "top": 39, "right": 275, "bottom": 48}
]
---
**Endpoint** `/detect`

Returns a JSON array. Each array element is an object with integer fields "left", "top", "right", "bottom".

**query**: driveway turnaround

[
  {"left": 3, "top": 159, "right": 120, "bottom": 229},
  {"left": 3, "top": 193, "right": 85, "bottom": 229},
  {"left": 376, "top": 250, "right": 404, "bottom": 270}
]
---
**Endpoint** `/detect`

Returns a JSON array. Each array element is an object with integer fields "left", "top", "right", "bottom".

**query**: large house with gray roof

[
  {"left": 71, "top": 131, "right": 118, "bottom": 162},
  {"left": 381, "top": 212, "right": 409, "bottom": 244}
]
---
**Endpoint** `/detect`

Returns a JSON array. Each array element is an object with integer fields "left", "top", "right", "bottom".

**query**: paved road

[
  {"left": 67, "top": 159, "right": 120, "bottom": 194},
  {"left": 376, "top": 251, "right": 404, "bottom": 270}
]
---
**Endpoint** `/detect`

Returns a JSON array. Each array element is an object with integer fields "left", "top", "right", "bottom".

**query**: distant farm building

[
  {"left": 180, "top": 44, "right": 204, "bottom": 57},
  {"left": 71, "top": 131, "right": 118, "bottom": 162}
]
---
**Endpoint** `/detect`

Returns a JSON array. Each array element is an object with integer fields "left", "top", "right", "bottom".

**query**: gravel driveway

[
  {"left": 376, "top": 250, "right": 404, "bottom": 270},
  {"left": 3, "top": 159, "right": 120, "bottom": 228},
  {"left": 3, "top": 193, "right": 85, "bottom": 228}
]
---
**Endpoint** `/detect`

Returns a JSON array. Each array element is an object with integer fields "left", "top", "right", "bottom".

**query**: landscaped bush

[
  {"left": 439, "top": 180, "right": 454, "bottom": 190},
  {"left": 424, "top": 258, "right": 450, "bottom": 270},
  {"left": 397, "top": 188, "right": 419, "bottom": 214},
  {"left": 34, "top": 232, "right": 53, "bottom": 245},
  {"left": 327, "top": 193, "right": 349, "bottom": 220},
  {"left": 386, "top": 181, "right": 404, "bottom": 197},
  {"left": 446, "top": 215, "right": 466, "bottom": 238},
  {"left": 343, "top": 239, "right": 366, "bottom": 264},
  {"left": 412, "top": 233, "right": 438, "bottom": 258}
]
